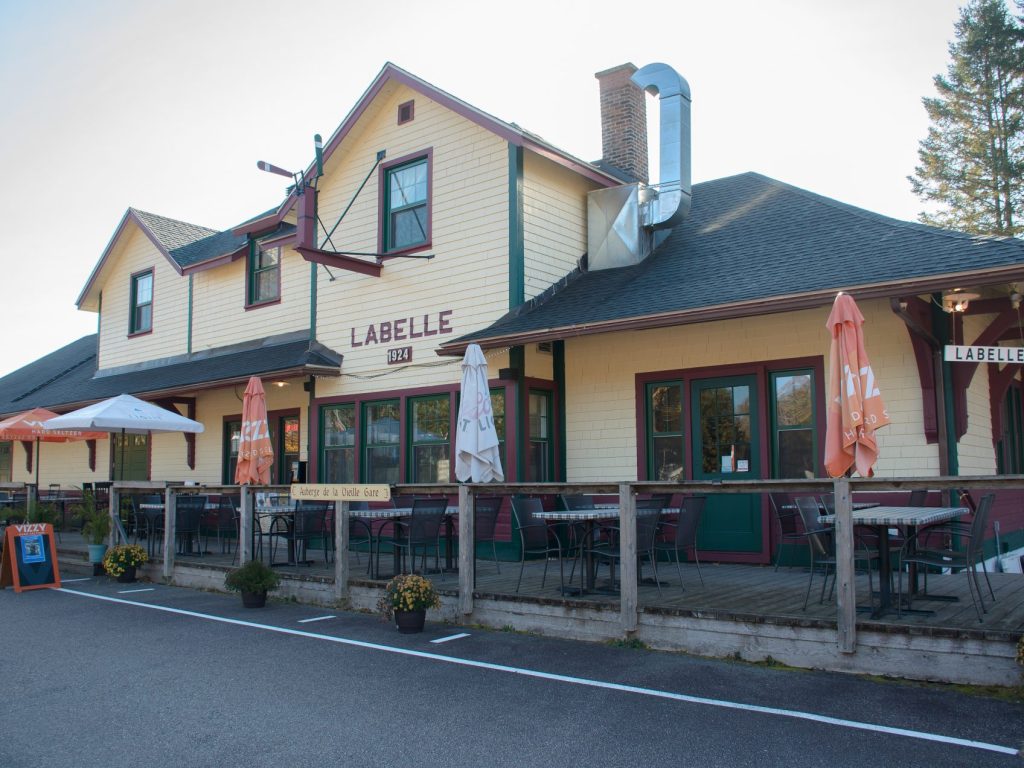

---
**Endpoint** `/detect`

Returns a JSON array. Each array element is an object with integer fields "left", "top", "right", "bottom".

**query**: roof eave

[{"left": 437, "top": 263, "right": 1024, "bottom": 355}]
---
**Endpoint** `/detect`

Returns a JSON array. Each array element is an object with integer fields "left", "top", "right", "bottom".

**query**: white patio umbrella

[
  {"left": 43, "top": 394, "right": 205, "bottom": 480},
  {"left": 455, "top": 344, "right": 503, "bottom": 482}
]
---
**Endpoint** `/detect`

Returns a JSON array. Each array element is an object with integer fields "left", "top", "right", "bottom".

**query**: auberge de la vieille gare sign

[{"left": 945, "top": 345, "right": 1024, "bottom": 364}]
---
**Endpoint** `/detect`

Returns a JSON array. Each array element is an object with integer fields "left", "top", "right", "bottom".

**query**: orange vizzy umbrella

[
  {"left": 234, "top": 377, "right": 274, "bottom": 485},
  {"left": 824, "top": 293, "right": 891, "bottom": 478},
  {"left": 0, "top": 407, "right": 108, "bottom": 489}
]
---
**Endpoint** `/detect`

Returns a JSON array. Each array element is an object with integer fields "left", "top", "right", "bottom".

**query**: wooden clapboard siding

[
  {"left": 313, "top": 83, "right": 509, "bottom": 396},
  {"left": 522, "top": 152, "right": 595, "bottom": 301},
  {"left": 189, "top": 247, "right": 309, "bottom": 351},
  {"left": 563, "top": 300, "right": 940, "bottom": 482},
  {"left": 6, "top": 440, "right": 101, "bottom": 487},
  {"left": 958, "top": 314, "right": 998, "bottom": 475},
  {"left": 97, "top": 225, "right": 189, "bottom": 369}
]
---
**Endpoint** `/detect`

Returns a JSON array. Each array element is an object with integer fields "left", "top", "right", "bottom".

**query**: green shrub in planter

[{"left": 224, "top": 560, "right": 281, "bottom": 595}]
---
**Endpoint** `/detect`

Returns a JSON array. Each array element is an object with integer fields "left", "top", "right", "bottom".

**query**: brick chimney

[{"left": 596, "top": 63, "right": 648, "bottom": 184}]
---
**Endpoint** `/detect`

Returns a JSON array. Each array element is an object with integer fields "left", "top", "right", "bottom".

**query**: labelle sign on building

[{"left": 945, "top": 345, "right": 1024, "bottom": 364}]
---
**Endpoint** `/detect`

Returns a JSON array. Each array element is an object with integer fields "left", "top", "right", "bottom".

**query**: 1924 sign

[{"left": 387, "top": 346, "right": 412, "bottom": 365}]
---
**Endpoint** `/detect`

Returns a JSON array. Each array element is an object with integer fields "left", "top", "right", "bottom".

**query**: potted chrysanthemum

[
  {"left": 376, "top": 573, "right": 441, "bottom": 633},
  {"left": 103, "top": 543, "right": 148, "bottom": 583}
]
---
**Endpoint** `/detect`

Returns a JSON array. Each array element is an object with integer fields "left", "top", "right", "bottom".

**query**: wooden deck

[{"left": 56, "top": 533, "right": 1023, "bottom": 638}]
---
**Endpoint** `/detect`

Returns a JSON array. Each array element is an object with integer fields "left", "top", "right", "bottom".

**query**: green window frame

[
  {"left": 408, "top": 394, "right": 451, "bottom": 482},
  {"left": 247, "top": 242, "right": 280, "bottom": 306},
  {"left": 129, "top": 270, "right": 153, "bottom": 334},
  {"left": 321, "top": 404, "right": 356, "bottom": 483},
  {"left": 997, "top": 384, "right": 1024, "bottom": 474},
  {"left": 645, "top": 380, "right": 685, "bottom": 481},
  {"left": 769, "top": 369, "right": 817, "bottom": 478},
  {"left": 383, "top": 156, "right": 429, "bottom": 252},
  {"left": 362, "top": 400, "right": 400, "bottom": 484},
  {"left": 0, "top": 441, "right": 11, "bottom": 483},
  {"left": 527, "top": 389, "right": 553, "bottom": 482},
  {"left": 224, "top": 420, "right": 241, "bottom": 484}
]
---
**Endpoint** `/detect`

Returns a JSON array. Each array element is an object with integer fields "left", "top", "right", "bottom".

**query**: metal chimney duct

[
  {"left": 631, "top": 63, "right": 691, "bottom": 229},
  {"left": 588, "top": 62, "right": 691, "bottom": 271}
]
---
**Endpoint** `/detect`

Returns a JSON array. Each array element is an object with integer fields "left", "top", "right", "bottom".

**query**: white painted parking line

[
  {"left": 62, "top": 578, "right": 92, "bottom": 583},
  {"left": 298, "top": 615, "right": 336, "bottom": 624},
  {"left": 54, "top": 588, "right": 1018, "bottom": 758},
  {"left": 117, "top": 588, "right": 155, "bottom": 594},
  {"left": 431, "top": 633, "right": 470, "bottom": 644}
]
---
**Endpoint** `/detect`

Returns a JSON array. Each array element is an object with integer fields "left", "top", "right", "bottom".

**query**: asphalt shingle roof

[
  {"left": 0, "top": 333, "right": 341, "bottom": 417},
  {"left": 131, "top": 209, "right": 248, "bottom": 269},
  {"left": 452, "top": 172, "right": 1024, "bottom": 346}
]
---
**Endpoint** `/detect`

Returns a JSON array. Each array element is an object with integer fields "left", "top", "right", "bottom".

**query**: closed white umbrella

[{"left": 455, "top": 344, "right": 503, "bottom": 482}]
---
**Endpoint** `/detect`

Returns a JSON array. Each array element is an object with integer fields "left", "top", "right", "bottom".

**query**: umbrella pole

[
  {"left": 34, "top": 437, "right": 40, "bottom": 504},
  {"left": 119, "top": 428, "right": 126, "bottom": 482}
]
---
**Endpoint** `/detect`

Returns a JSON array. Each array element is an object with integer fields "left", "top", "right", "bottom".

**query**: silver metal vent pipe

[{"left": 631, "top": 63, "right": 691, "bottom": 229}]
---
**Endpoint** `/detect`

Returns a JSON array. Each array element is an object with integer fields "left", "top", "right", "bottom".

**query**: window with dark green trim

[
  {"left": 770, "top": 370, "right": 816, "bottom": 478},
  {"left": 362, "top": 400, "right": 400, "bottom": 483},
  {"left": 490, "top": 388, "right": 506, "bottom": 465},
  {"left": 247, "top": 242, "right": 280, "bottom": 305},
  {"left": 646, "top": 381, "right": 685, "bottom": 481},
  {"left": 322, "top": 404, "right": 356, "bottom": 483},
  {"left": 997, "top": 383, "right": 1024, "bottom": 474},
  {"left": 224, "top": 420, "right": 241, "bottom": 484},
  {"left": 527, "top": 390, "right": 553, "bottom": 482},
  {"left": 384, "top": 157, "right": 429, "bottom": 252},
  {"left": 409, "top": 395, "right": 450, "bottom": 482},
  {"left": 129, "top": 270, "right": 153, "bottom": 334},
  {"left": 0, "top": 441, "right": 11, "bottom": 483}
]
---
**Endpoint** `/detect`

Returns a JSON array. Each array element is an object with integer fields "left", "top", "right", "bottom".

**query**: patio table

[
  {"left": 535, "top": 506, "right": 678, "bottom": 595},
  {"left": 819, "top": 505, "right": 966, "bottom": 618},
  {"left": 362, "top": 506, "right": 458, "bottom": 579}
]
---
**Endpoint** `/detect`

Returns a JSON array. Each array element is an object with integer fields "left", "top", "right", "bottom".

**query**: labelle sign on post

[
  {"left": 945, "top": 345, "right": 1024, "bottom": 364},
  {"left": 0, "top": 523, "right": 61, "bottom": 592}
]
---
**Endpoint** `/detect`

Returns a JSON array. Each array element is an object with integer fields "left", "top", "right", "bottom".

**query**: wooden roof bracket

[{"left": 890, "top": 297, "right": 942, "bottom": 447}]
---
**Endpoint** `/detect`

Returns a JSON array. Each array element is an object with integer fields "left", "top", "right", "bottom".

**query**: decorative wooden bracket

[
  {"left": 951, "top": 308, "right": 1019, "bottom": 438},
  {"left": 153, "top": 397, "right": 197, "bottom": 470},
  {"left": 21, "top": 441, "right": 32, "bottom": 473}
]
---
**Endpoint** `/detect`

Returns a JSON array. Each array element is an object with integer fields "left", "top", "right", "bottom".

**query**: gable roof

[
  {"left": 77, "top": 209, "right": 249, "bottom": 310},
  {"left": 0, "top": 332, "right": 341, "bottom": 417},
  {"left": 235, "top": 62, "right": 620, "bottom": 236},
  {"left": 442, "top": 172, "right": 1024, "bottom": 353}
]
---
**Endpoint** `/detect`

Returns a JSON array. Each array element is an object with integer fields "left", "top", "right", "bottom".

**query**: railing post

[
  {"left": 163, "top": 486, "right": 176, "bottom": 580},
  {"left": 108, "top": 486, "right": 120, "bottom": 548},
  {"left": 834, "top": 477, "right": 856, "bottom": 653},
  {"left": 458, "top": 485, "right": 474, "bottom": 616},
  {"left": 334, "top": 500, "right": 349, "bottom": 605},
  {"left": 239, "top": 486, "right": 252, "bottom": 564},
  {"left": 619, "top": 483, "right": 638, "bottom": 634}
]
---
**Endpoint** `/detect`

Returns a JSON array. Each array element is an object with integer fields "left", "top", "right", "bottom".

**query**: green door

[{"left": 691, "top": 375, "right": 763, "bottom": 553}]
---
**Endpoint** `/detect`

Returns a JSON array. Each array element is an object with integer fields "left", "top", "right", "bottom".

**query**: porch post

[
  {"left": 107, "top": 486, "right": 120, "bottom": 548},
  {"left": 619, "top": 483, "right": 638, "bottom": 634},
  {"left": 833, "top": 477, "right": 856, "bottom": 653},
  {"left": 333, "top": 500, "right": 349, "bottom": 604},
  {"left": 163, "top": 486, "right": 176, "bottom": 580},
  {"left": 458, "top": 485, "right": 474, "bottom": 616},
  {"left": 239, "top": 487, "right": 252, "bottom": 564}
]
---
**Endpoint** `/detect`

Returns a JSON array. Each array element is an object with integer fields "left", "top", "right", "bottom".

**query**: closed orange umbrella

[
  {"left": 235, "top": 377, "right": 274, "bottom": 485},
  {"left": 824, "top": 293, "right": 890, "bottom": 478}
]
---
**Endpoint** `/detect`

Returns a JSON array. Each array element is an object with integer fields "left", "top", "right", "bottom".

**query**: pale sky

[{"left": 0, "top": 0, "right": 965, "bottom": 378}]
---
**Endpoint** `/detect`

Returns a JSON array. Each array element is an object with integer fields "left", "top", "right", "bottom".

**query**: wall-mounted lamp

[
  {"left": 1011, "top": 285, "right": 1022, "bottom": 310},
  {"left": 272, "top": 380, "right": 289, "bottom": 388},
  {"left": 942, "top": 289, "right": 980, "bottom": 313}
]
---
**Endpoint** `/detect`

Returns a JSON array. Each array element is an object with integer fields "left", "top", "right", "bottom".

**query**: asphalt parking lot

[{"left": 1, "top": 576, "right": 1021, "bottom": 767}]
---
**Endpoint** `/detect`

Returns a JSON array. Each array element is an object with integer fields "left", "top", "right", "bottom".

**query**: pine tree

[{"left": 909, "top": 0, "right": 1024, "bottom": 236}]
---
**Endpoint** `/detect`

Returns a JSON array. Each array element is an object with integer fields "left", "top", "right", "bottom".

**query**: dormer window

[
  {"left": 247, "top": 242, "right": 280, "bottom": 307},
  {"left": 129, "top": 269, "right": 153, "bottom": 335}
]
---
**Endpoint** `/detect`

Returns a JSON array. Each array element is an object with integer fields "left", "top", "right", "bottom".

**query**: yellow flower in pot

[
  {"left": 376, "top": 573, "right": 441, "bottom": 634},
  {"left": 103, "top": 543, "right": 148, "bottom": 582}
]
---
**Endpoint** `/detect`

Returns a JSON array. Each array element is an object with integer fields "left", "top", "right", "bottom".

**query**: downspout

[{"left": 187, "top": 274, "right": 193, "bottom": 355}]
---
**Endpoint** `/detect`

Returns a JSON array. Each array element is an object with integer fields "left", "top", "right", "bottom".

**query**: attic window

[{"left": 397, "top": 100, "right": 415, "bottom": 125}]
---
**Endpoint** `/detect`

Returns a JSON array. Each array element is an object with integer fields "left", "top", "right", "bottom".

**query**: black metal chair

[
  {"left": 133, "top": 494, "right": 166, "bottom": 557},
  {"left": 273, "top": 500, "right": 332, "bottom": 566},
  {"left": 201, "top": 494, "right": 239, "bottom": 556},
  {"left": 795, "top": 496, "right": 878, "bottom": 611},
  {"left": 344, "top": 501, "right": 374, "bottom": 574},
  {"left": 897, "top": 493, "right": 995, "bottom": 622},
  {"left": 769, "top": 493, "right": 806, "bottom": 571},
  {"left": 473, "top": 496, "right": 503, "bottom": 574},
  {"left": 174, "top": 494, "right": 207, "bottom": 556},
  {"left": 557, "top": 494, "right": 595, "bottom": 583},
  {"left": 654, "top": 495, "right": 706, "bottom": 588},
  {"left": 389, "top": 497, "right": 447, "bottom": 574},
  {"left": 510, "top": 497, "right": 565, "bottom": 593},
  {"left": 584, "top": 497, "right": 666, "bottom": 596}
]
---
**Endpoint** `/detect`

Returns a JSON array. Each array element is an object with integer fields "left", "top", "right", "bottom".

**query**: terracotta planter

[
  {"left": 241, "top": 591, "right": 268, "bottom": 608},
  {"left": 394, "top": 609, "right": 426, "bottom": 634},
  {"left": 116, "top": 566, "right": 137, "bottom": 583}
]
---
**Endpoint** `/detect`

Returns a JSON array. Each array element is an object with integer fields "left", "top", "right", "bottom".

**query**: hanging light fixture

[{"left": 942, "top": 289, "right": 980, "bottom": 313}]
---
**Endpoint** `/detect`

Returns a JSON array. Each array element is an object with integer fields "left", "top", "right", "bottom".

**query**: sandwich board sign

[{"left": 0, "top": 523, "right": 61, "bottom": 592}]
